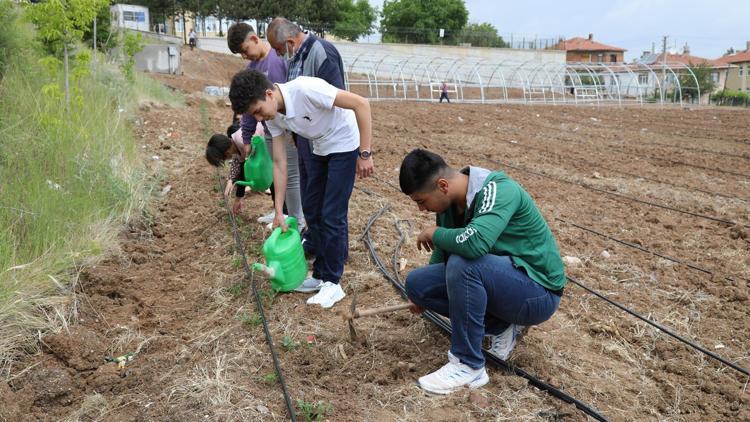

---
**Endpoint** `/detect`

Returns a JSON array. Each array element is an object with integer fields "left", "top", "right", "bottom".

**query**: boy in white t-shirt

[{"left": 229, "top": 69, "right": 374, "bottom": 308}]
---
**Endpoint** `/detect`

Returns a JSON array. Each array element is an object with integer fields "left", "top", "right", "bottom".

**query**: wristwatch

[{"left": 358, "top": 149, "right": 372, "bottom": 159}]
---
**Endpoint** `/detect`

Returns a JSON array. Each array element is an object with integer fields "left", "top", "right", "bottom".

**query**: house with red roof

[
  {"left": 637, "top": 45, "right": 731, "bottom": 95},
  {"left": 714, "top": 42, "right": 750, "bottom": 92},
  {"left": 552, "top": 33, "right": 626, "bottom": 63}
]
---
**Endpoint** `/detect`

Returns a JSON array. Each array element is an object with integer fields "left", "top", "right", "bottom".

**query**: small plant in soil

[
  {"left": 259, "top": 289, "right": 277, "bottom": 307},
  {"left": 281, "top": 335, "right": 299, "bottom": 352},
  {"left": 227, "top": 282, "right": 247, "bottom": 297},
  {"left": 236, "top": 312, "right": 262, "bottom": 328},
  {"left": 296, "top": 399, "right": 333, "bottom": 422},
  {"left": 231, "top": 256, "right": 243, "bottom": 269},
  {"left": 260, "top": 373, "right": 278, "bottom": 384}
]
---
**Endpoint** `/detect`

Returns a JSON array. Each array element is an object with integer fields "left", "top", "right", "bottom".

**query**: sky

[{"left": 366, "top": 0, "right": 750, "bottom": 61}]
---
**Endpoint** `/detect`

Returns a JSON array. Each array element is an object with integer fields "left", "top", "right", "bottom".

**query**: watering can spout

[{"left": 251, "top": 262, "right": 275, "bottom": 278}]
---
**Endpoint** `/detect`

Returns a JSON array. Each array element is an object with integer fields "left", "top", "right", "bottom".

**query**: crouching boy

[
  {"left": 399, "top": 149, "right": 566, "bottom": 394},
  {"left": 228, "top": 70, "right": 374, "bottom": 309}
]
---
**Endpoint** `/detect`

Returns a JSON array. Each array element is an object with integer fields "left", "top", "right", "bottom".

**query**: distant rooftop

[
  {"left": 714, "top": 50, "right": 750, "bottom": 65},
  {"left": 552, "top": 34, "right": 626, "bottom": 52}
]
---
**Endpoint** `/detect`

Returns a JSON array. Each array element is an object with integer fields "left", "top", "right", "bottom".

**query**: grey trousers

[{"left": 266, "top": 135, "right": 305, "bottom": 229}]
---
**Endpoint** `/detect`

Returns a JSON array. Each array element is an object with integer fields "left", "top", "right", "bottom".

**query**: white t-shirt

[{"left": 265, "top": 77, "right": 359, "bottom": 156}]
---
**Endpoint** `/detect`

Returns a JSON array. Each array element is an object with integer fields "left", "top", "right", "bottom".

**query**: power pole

[{"left": 661, "top": 35, "right": 667, "bottom": 103}]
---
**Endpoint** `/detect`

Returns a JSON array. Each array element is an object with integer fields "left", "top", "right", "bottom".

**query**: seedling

[
  {"left": 231, "top": 256, "right": 243, "bottom": 269},
  {"left": 259, "top": 289, "right": 277, "bottom": 307},
  {"left": 281, "top": 335, "right": 298, "bottom": 352},
  {"left": 260, "top": 373, "right": 278, "bottom": 384},
  {"left": 235, "top": 312, "right": 262, "bottom": 328},
  {"left": 295, "top": 399, "right": 333, "bottom": 422},
  {"left": 227, "top": 282, "right": 247, "bottom": 298}
]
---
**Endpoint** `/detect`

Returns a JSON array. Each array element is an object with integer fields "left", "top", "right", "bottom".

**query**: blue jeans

[
  {"left": 306, "top": 148, "right": 357, "bottom": 283},
  {"left": 405, "top": 254, "right": 561, "bottom": 369}
]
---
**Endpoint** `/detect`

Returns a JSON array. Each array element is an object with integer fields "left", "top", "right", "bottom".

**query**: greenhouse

[{"left": 341, "top": 53, "right": 701, "bottom": 106}]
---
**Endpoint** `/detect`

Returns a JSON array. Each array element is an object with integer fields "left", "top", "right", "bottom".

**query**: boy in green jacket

[{"left": 400, "top": 149, "right": 566, "bottom": 395}]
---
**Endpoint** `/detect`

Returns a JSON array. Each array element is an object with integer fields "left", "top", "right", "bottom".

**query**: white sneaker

[
  {"left": 417, "top": 352, "right": 489, "bottom": 395},
  {"left": 294, "top": 277, "right": 323, "bottom": 293},
  {"left": 257, "top": 211, "right": 277, "bottom": 224},
  {"left": 487, "top": 324, "right": 525, "bottom": 360},
  {"left": 306, "top": 281, "right": 345, "bottom": 309}
]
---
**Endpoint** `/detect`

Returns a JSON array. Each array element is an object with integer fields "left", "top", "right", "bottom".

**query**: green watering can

[
  {"left": 251, "top": 217, "right": 307, "bottom": 292},
  {"left": 235, "top": 134, "right": 273, "bottom": 192}
]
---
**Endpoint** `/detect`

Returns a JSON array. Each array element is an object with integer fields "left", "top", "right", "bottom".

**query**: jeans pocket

[{"left": 515, "top": 294, "right": 557, "bottom": 326}]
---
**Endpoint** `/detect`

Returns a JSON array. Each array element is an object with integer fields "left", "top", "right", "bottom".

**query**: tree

[
  {"left": 26, "top": 0, "right": 109, "bottom": 104},
  {"left": 678, "top": 63, "right": 715, "bottom": 103},
  {"left": 82, "top": 2, "right": 116, "bottom": 52},
  {"left": 725, "top": 47, "right": 735, "bottom": 56},
  {"left": 330, "top": 0, "right": 376, "bottom": 42},
  {"left": 296, "top": 0, "right": 338, "bottom": 36},
  {"left": 457, "top": 22, "right": 505, "bottom": 47},
  {"left": 380, "top": 0, "right": 468, "bottom": 44}
]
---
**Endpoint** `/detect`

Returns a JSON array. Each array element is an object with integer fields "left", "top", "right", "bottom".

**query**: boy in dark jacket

[{"left": 399, "top": 149, "right": 566, "bottom": 394}]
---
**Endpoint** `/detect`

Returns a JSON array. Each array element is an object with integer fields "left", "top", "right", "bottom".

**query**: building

[
  {"left": 111, "top": 4, "right": 149, "bottom": 32},
  {"left": 169, "top": 16, "right": 265, "bottom": 39},
  {"left": 714, "top": 42, "right": 750, "bottom": 92},
  {"left": 637, "top": 45, "right": 730, "bottom": 97},
  {"left": 552, "top": 33, "right": 626, "bottom": 63}
]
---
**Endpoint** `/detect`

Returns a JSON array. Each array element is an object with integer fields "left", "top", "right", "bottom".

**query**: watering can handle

[
  {"left": 284, "top": 216, "right": 298, "bottom": 233},
  {"left": 275, "top": 216, "right": 298, "bottom": 236}
]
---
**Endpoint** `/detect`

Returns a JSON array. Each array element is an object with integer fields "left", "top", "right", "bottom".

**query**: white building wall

[{"left": 111, "top": 4, "right": 150, "bottom": 32}]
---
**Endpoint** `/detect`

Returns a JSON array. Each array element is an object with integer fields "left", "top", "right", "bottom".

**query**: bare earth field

[{"left": 1, "top": 49, "right": 748, "bottom": 421}]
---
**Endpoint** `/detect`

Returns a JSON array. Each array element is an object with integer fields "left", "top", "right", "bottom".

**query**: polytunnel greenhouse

[{"left": 341, "top": 53, "right": 701, "bottom": 106}]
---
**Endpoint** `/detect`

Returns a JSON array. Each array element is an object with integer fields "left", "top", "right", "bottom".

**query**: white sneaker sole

[
  {"left": 418, "top": 371, "right": 489, "bottom": 395},
  {"left": 294, "top": 284, "right": 322, "bottom": 293}
]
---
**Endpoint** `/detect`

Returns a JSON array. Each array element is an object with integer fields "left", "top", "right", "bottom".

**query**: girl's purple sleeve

[{"left": 240, "top": 113, "right": 257, "bottom": 145}]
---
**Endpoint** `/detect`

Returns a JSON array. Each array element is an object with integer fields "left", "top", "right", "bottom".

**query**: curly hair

[{"left": 229, "top": 69, "right": 273, "bottom": 115}]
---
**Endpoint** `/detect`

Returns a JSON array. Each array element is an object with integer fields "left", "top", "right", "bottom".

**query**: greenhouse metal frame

[{"left": 343, "top": 53, "right": 701, "bottom": 106}]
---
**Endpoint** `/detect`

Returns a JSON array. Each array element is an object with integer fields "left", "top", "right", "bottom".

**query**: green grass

[
  {"left": 281, "top": 335, "right": 299, "bottom": 352},
  {"left": 226, "top": 281, "right": 247, "bottom": 298},
  {"left": 235, "top": 311, "right": 261, "bottom": 328},
  {"left": 295, "top": 399, "right": 333, "bottom": 422},
  {"left": 0, "top": 5, "right": 177, "bottom": 368},
  {"left": 260, "top": 372, "right": 278, "bottom": 384}
]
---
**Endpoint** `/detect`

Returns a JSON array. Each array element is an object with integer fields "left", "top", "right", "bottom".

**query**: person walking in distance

[{"left": 439, "top": 81, "right": 450, "bottom": 103}]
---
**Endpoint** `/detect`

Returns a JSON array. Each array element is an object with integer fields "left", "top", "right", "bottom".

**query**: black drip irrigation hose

[
  {"left": 557, "top": 218, "right": 750, "bottom": 284},
  {"left": 567, "top": 276, "right": 750, "bottom": 378},
  {"left": 527, "top": 121, "right": 750, "bottom": 178},
  {"left": 487, "top": 134, "right": 749, "bottom": 203},
  {"left": 224, "top": 201, "right": 297, "bottom": 421},
  {"left": 363, "top": 177, "right": 750, "bottom": 380},
  {"left": 645, "top": 140, "right": 750, "bottom": 161},
  {"left": 487, "top": 158, "right": 750, "bottom": 229},
  {"left": 361, "top": 204, "right": 609, "bottom": 422}
]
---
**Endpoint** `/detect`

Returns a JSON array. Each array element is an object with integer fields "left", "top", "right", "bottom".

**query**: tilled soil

[{"left": 1, "top": 49, "right": 748, "bottom": 421}]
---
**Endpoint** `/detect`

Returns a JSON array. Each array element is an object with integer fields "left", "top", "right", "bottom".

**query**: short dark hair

[
  {"left": 227, "top": 23, "right": 255, "bottom": 54},
  {"left": 229, "top": 69, "right": 273, "bottom": 115},
  {"left": 399, "top": 149, "right": 450, "bottom": 194},
  {"left": 206, "top": 133, "right": 232, "bottom": 167}
]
